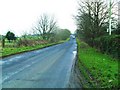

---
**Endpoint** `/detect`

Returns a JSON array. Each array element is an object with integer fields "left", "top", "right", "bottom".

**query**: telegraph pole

[{"left": 109, "top": 0, "right": 112, "bottom": 35}]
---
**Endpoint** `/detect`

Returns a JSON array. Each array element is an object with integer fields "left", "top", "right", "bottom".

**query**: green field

[
  {"left": 77, "top": 39, "right": 119, "bottom": 88},
  {"left": 0, "top": 38, "right": 69, "bottom": 58}
]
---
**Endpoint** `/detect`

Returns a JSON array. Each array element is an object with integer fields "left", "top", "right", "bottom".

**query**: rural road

[{"left": 0, "top": 38, "right": 78, "bottom": 88}]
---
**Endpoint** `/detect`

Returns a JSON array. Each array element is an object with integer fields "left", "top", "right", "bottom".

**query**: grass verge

[
  {"left": 77, "top": 39, "right": 119, "bottom": 88},
  {"left": 0, "top": 38, "right": 69, "bottom": 58}
]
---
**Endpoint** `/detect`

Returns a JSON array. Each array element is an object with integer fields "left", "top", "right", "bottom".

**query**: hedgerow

[{"left": 94, "top": 35, "right": 120, "bottom": 59}]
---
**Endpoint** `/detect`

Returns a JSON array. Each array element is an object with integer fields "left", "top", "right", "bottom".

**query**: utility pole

[{"left": 109, "top": 0, "right": 112, "bottom": 35}]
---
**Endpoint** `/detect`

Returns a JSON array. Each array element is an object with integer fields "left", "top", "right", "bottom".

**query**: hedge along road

[{"left": 0, "top": 37, "right": 78, "bottom": 88}]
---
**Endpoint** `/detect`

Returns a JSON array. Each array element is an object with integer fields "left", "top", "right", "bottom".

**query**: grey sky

[
  {"left": 0, "top": 0, "right": 119, "bottom": 36},
  {"left": 0, "top": 0, "right": 78, "bottom": 36}
]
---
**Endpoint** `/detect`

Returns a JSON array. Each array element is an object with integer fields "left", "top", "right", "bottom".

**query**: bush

[
  {"left": 17, "top": 39, "right": 48, "bottom": 47},
  {"left": 94, "top": 35, "right": 120, "bottom": 59}
]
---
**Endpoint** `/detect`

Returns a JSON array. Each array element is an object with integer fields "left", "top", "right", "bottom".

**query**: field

[
  {"left": 0, "top": 36, "right": 69, "bottom": 58},
  {"left": 77, "top": 39, "right": 119, "bottom": 88}
]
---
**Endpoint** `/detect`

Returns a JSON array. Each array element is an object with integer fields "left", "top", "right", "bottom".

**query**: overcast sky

[
  {"left": 0, "top": 0, "right": 78, "bottom": 36},
  {"left": 0, "top": 0, "right": 119, "bottom": 36}
]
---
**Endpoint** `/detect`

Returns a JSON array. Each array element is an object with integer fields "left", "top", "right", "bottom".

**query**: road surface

[{"left": 0, "top": 38, "right": 77, "bottom": 88}]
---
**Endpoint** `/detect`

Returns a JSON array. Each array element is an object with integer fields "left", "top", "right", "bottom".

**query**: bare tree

[
  {"left": 33, "top": 14, "right": 57, "bottom": 40},
  {"left": 75, "top": 0, "right": 116, "bottom": 46}
]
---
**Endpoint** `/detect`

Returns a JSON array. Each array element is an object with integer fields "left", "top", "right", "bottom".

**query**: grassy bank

[
  {"left": 0, "top": 39, "right": 69, "bottom": 58},
  {"left": 77, "top": 39, "right": 119, "bottom": 88}
]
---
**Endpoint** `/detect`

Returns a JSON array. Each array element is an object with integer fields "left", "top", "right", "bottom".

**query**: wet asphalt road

[{"left": 0, "top": 38, "right": 77, "bottom": 88}]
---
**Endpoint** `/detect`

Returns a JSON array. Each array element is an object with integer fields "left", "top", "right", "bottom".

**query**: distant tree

[
  {"left": 6, "top": 31, "right": 16, "bottom": 42},
  {"left": 59, "top": 29, "right": 71, "bottom": 40},
  {"left": 21, "top": 31, "right": 28, "bottom": 39},
  {"left": 33, "top": 14, "right": 57, "bottom": 40},
  {"left": 54, "top": 29, "right": 71, "bottom": 41}
]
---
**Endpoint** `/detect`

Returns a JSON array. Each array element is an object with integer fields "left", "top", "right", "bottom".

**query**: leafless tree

[
  {"left": 75, "top": 0, "right": 116, "bottom": 46},
  {"left": 33, "top": 14, "right": 57, "bottom": 40}
]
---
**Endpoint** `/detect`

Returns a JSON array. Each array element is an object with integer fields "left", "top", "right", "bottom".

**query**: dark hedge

[{"left": 94, "top": 35, "right": 120, "bottom": 59}]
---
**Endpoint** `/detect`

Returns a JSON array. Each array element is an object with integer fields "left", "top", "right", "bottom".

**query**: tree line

[{"left": 75, "top": 0, "right": 120, "bottom": 59}]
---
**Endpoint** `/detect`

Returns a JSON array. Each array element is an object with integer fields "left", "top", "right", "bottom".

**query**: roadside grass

[
  {"left": 77, "top": 39, "right": 119, "bottom": 88},
  {"left": 0, "top": 38, "right": 69, "bottom": 58}
]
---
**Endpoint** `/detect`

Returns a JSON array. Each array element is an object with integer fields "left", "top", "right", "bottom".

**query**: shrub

[
  {"left": 94, "top": 35, "right": 120, "bottom": 59},
  {"left": 17, "top": 39, "right": 48, "bottom": 47}
]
